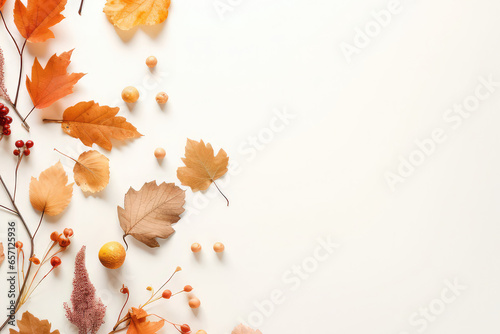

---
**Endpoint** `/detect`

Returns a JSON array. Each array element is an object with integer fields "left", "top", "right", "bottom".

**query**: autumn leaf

[
  {"left": 56, "top": 101, "right": 142, "bottom": 151},
  {"left": 29, "top": 161, "right": 73, "bottom": 216},
  {"left": 0, "top": 243, "right": 4, "bottom": 266},
  {"left": 104, "top": 0, "right": 170, "bottom": 30},
  {"left": 26, "top": 50, "right": 85, "bottom": 109},
  {"left": 14, "top": 0, "right": 67, "bottom": 43},
  {"left": 0, "top": 0, "right": 6, "bottom": 10},
  {"left": 232, "top": 324, "right": 263, "bottom": 334},
  {"left": 177, "top": 138, "right": 229, "bottom": 205},
  {"left": 127, "top": 307, "right": 164, "bottom": 334},
  {"left": 118, "top": 181, "right": 185, "bottom": 248},
  {"left": 72, "top": 150, "right": 110, "bottom": 193},
  {"left": 9, "top": 311, "right": 60, "bottom": 334}
]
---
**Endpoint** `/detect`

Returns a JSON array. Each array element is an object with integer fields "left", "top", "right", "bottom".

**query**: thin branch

[
  {"left": 32, "top": 211, "right": 44, "bottom": 241},
  {"left": 13, "top": 154, "right": 23, "bottom": 202},
  {"left": 213, "top": 180, "right": 229, "bottom": 206},
  {"left": 22, "top": 105, "right": 35, "bottom": 124},
  {"left": 78, "top": 0, "right": 84, "bottom": 15},
  {"left": 0, "top": 11, "right": 20, "bottom": 55},
  {"left": 0, "top": 175, "right": 34, "bottom": 331},
  {"left": 0, "top": 204, "right": 16, "bottom": 214},
  {"left": 43, "top": 119, "right": 63, "bottom": 123}
]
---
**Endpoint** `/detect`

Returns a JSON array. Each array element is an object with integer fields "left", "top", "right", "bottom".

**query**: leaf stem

[
  {"left": 78, "top": 0, "right": 84, "bottom": 15},
  {"left": 42, "top": 119, "right": 63, "bottom": 123},
  {"left": 13, "top": 40, "right": 26, "bottom": 107},
  {"left": 31, "top": 211, "right": 44, "bottom": 241},
  {"left": 213, "top": 180, "right": 229, "bottom": 206},
  {"left": 53, "top": 148, "right": 78, "bottom": 164},
  {"left": 22, "top": 105, "right": 35, "bottom": 124},
  {"left": 13, "top": 154, "right": 23, "bottom": 202},
  {"left": 0, "top": 11, "right": 20, "bottom": 55}
]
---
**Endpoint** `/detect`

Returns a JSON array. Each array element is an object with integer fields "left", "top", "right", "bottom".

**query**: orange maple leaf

[
  {"left": 26, "top": 50, "right": 85, "bottom": 109},
  {"left": 14, "top": 0, "right": 67, "bottom": 43},
  {"left": 0, "top": 0, "right": 7, "bottom": 10},
  {"left": 127, "top": 307, "right": 164, "bottom": 334}
]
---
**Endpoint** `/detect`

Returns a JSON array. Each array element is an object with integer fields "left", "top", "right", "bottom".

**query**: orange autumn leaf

[
  {"left": 0, "top": 0, "right": 6, "bottom": 11},
  {"left": 104, "top": 0, "right": 170, "bottom": 30},
  {"left": 127, "top": 307, "right": 164, "bottom": 334},
  {"left": 60, "top": 101, "right": 142, "bottom": 151},
  {"left": 14, "top": 0, "right": 67, "bottom": 43},
  {"left": 26, "top": 50, "right": 85, "bottom": 109},
  {"left": 29, "top": 161, "right": 73, "bottom": 216},
  {"left": 9, "top": 311, "right": 60, "bottom": 334},
  {"left": 177, "top": 138, "right": 229, "bottom": 191}
]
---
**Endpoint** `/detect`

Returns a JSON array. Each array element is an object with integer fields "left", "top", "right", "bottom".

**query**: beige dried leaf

[
  {"left": 232, "top": 324, "right": 263, "bottom": 334},
  {"left": 9, "top": 311, "right": 60, "bottom": 334},
  {"left": 29, "top": 161, "right": 73, "bottom": 216},
  {"left": 118, "top": 181, "right": 185, "bottom": 248},
  {"left": 73, "top": 150, "right": 110, "bottom": 193}
]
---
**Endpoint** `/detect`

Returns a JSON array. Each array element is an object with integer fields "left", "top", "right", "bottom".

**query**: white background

[{"left": 1, "top": 0, "right": 500, "bottom": 333}]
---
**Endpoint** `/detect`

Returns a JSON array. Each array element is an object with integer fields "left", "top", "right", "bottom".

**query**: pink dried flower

[
  {"left": 0, "top": 47, "right": 11, "bottom": 103},
  {"left": 64, "top": 246, "right": 106, "bottom": 334}
]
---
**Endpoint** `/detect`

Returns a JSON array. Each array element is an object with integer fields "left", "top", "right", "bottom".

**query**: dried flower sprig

[
  {"left": 110, "top": 267, "right": 192, "bottom": 334},
  {"left": 64, "top": 246, "right": 106, "bottom": 334},
  {"left": 15, "top": 228, "right": 73, "bottom": 312}
]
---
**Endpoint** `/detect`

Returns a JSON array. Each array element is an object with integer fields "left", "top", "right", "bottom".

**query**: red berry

[
  {"left": 0, "top": 103, "right": 4, "bottom": 109},
  {"left": 0, "top": 106, "right": 8, "bottom": 116},
  {"left": 25, "top": 140, "right": 34, "bottom": 148},
  {"left": 59, "top": 237, "right": 70, "bottom": 247},
  {"left": 162, "top": 290, "right": 172, "bottom": 299},
  {"left": 3, "top": 124, "right": 10, "bottom": 130},
  {"left": 63, "top": 228, "right": 73, "bottom": 237},
  {"left": 13, "top": 149, "right": 20, "bottom": 156},
  {"left": 3, "top": 129, "right": 11, "bottom": 135},
  {"left": 23, "top": 148, "right": 30, "bottom": 156},
  {"left": 180, "top": 324, "right": 191, "bottom": 333},
  {"left": 15, "top": 140, "right": 24, "bottom": 148},
  {"left": 4, "top": 116, "right": 12, "bottom": 124},
  {"left": 0, "top": 118, "right": 5, "bottom": 126},
  {"left": 50, "top": 256, "right": 62, "bottom": 267}
]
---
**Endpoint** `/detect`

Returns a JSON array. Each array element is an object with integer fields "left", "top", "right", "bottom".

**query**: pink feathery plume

[
  {"left": 0, "top": 47, "right": 11, "bottom": 103},
  {"left": 64, "top": 246, "right": 106, "bottom": 334}
]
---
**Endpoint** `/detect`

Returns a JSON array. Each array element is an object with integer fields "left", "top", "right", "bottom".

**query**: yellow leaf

[
  {"left": 104, "top": 0, "right": 170, "bottom": 30},
  {"left": 73, "top": 150, "right": 110, "bottom": 193},
  {"left": 29, "top": 161, "right": 73, "bottom": 216}
]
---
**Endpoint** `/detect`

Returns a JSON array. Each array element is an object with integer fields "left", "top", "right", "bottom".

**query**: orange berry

[
  {"left": 180, "top": 324, "right": 191, "bottom": 333},
  {"left": 50, "top": 231, "right": 59, "bottom": 241},
  {"left": 213, "top": 242, "right": 225, "bottom": 253},
  {"left": 15, "top": 241, "right": 23, "bottom": 249},
  {"left": 188, "top": 297, "right": 200, "bottom": 309},
  {"left": 59, "top": 237, "right": 70, "bottom": 247},
  {"left": 98, "top": 242, "right": 126, "bottom": 269},
  {"left": 146, "top": 56, "right": 157, "bottom": 68},
  {"left": 63, "top": 228, "right": 74, "bottom": 238},
  {"left": 184, "top": 285, "right": 193, "bottom": 292},
  {"left": 191, "top": 243, "right": 201, "bottom": 253},
  {"left": 162, "top": 290, "right": 172, "bottom": 299},
  {"left": 50, "top": 256, "right": 61, "bottom": 267},
  {"left": 120, "top": 285, "right": 129, "bottom": 294},
  {"left": 29, "top": 257, "right": 40, "bottom": 265},
  {"left": 154, "top": 148, "right": 166, "bottom": 159},
  {"left": 122, "top": 86, "right": 139, "bottom": 103},
  {"left": 155, "top": 92, "right": 168, "bottom": 104}
]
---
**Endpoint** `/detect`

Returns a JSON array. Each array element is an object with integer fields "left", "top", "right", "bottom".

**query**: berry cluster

[
  {"left": 0, "top": 103, "right": 12, "bottom": 136},
  {"left": 13, "top": 139, "right": 34, "bottom": 157}
]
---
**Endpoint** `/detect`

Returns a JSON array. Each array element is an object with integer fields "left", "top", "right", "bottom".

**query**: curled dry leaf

[
  {"left": 29, "top": 161, "right": 73, "bottom": 216},
  {"left": 127, "top": 307, "right": 164, "bottom": 334},
  {"left": 9, "top": 311, "right": 60, "bottom": 334},
  {"left": 118, "top": 181, "right": 185, "bottom": 248},
  {"left": 27, "top": 50, "right": 85, "bottom": 109},
  {"left": 59, "top": 101, "right": 142, "bottom": 151},
  {"left": 73, "top": 150, "right": 110, "bottom": 193},
  {"left": 232, "top": 324, "right": 263, "bottom": 334},
  {"left": 104, "top": 0, "right": 170, "bottom": 30},
  {"left": 0, "top": 47, "right": 11, "bottom": 103},
  {"left": 0, "top": 243, "right": 4, "bottom": 266},
  {"left": 14, "top": 0, "right": 67, "bottom": 43}
]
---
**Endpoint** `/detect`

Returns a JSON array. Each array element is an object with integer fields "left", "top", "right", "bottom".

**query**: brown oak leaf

[
  {"left": 27, "top": 50, "right": 85, "bottom": 109},
  {"left": 14, "top": 0, "right": 67, "bottom": 43},
  {"left": 118, "top": 181, "right": 185, "bottom": 248},
  {"left": 9, "top": 311, "right": 60, "bottom": 334},
  {"left": 232, "top": 324, "right": 263, "bottom": 334},
  {"left": 73, "top": 150, "right": 110, "bottom": 193},
  {"left": 29, "top": 161, "right": 73, "bottom": 216},
  {"left": 59, "top": 101, "right": 142, "bottom": 151},
  {"left": 104, "top": 0, "right": 170, "bottom": 30},
  {"left": 127, "top": 307, "right": 164, "bottom": 334}
]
